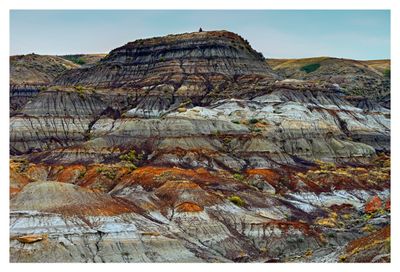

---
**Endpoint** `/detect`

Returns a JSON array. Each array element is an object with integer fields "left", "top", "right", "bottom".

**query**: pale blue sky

[{"left": 10, "top": 10, "right": 390, "bottom": 60}]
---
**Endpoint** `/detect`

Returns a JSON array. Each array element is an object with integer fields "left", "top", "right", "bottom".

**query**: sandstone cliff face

[{"left": 9, "top": 30, "right": 390, "bottom": 263}]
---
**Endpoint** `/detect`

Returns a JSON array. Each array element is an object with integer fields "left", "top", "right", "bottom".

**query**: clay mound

[{"left": 10, "top": 181, "right": 135, "bottom": 216}]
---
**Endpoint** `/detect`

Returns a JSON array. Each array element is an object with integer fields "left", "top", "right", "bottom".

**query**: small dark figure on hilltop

[{"left": 199, "top": 27, "right": 203, "bottom": 32}]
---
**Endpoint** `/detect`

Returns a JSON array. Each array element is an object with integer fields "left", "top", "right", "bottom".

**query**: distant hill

[
  {"left": 10, "top": 54, "right": 80, "bottom": 85},
  {"left": 266, "top": 57, "right": 390, "bottom": 103},
  {"left": 60, "top": 54, "right": 107, "bottom": 66}
]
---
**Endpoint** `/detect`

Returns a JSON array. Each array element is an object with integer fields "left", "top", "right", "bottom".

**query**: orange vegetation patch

[
  {"left": 263, "top": 220, "right": 319, "bottom": 237},
  {"left": 259, "top": 220, "right": 316, "bottom": 237},
  {"left": 45, "top": 196, "right": 137, "bottom": 217},
  {"left": 246, "top": 169, "right": 281, "bottom": 186},
  {"left": 77, "top": 165, "right": 131, "bottom": 191},
  {"left": 56, "top": 165, "right": 86, "bottom": 183},
  {"left": 345, "top": 225, "right": 390, "bottom": 256},
  {"left": 154, "top": 179, "right": 220, "bottom": 208},
  {"left": 176, "top": 202, "right": 204, "bottom": 213},
  {"left": 25, "top": 164, "right": 49, "bottom": 181},
  {"left": 10, "top": 171, "right": 30, "bottom": 188},
  {"left": 10, "top": 187, "right": 22, "bottom": 195},
  {"left": 385, "top": 199, "right": 390, "bottom": 211},
  {"left": 10, "top": 162, "right": 32, "bottom": 195},
  {"left": 294, "top": 158, "right": 390, "bottom": 193},
  {"left": 364, "top": 196, "right": 383, "bottom": 214},
  {"left": 120, "top": 166, "right": 225, "bottom": 190}
]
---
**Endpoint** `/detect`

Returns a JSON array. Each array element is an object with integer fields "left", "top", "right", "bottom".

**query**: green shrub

[
  {"left": 78, "top": 171, "right": 86, "bottom": 179},
  {"left": 74, "top": 86, "right": 85, "bottom": 97},
  {"left": 249, "top": 118, "right": 259, "bottom": 124},
  {"left": 96, "top": 167, "right": 117, "bottom": 180},
  {"left": 384, "top": 69, "right": 390, "bottom": 78},
  {"left": 63, "top": 55, "right": 86, "bottom": 65},
  {"left": 120, "top": 149, "right": 140, "bottom": 163},
  {"left": 231, "top": 120, "right": 240, "bottom": 124},
  {"left": 300, "top": 63, "right": 321, "bottom": 73},
  {"left": 228, "top": 195, "right": 246, "bottom": 207},
  {"left": 233, "top": 173, "right": 245, "bottom": 181},
  {"left": 119, "top": 149, "right": 143, "bottom": 170},
  {"left": 75, "top": 59, "right": 86, "bottom": 65},
  {"left": 327, "top": 232, "right": 336, "bottom": 238}
]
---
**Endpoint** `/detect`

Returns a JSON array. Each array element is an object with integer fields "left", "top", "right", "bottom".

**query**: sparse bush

[
  {"left": 300, "top": 63, "right": 321, "bottom": 73},
  {"left": 120, "top": 149, "right": 140, "bottom": 163},
  {"left": 233, "top": 173, "right": 245, "bottom": 181},
  {"left": 384, "top": 69, "right": 390, "bottom": 78},
  {"left": 96, "top": 167, "right": 117, "bottom": 180},
  {"left": 228, "top": 195, "right": 246, "bottom": 207},
  {"left": 249, "top": 118, "right": 259, "bottom": 124},
  {"left": 327, "top": 232, "right": 336, "bottom": 238},
  {"left": 222, "top": 136, "right": 233, "bottom": 144},
  {"left": 63, "top": 55, "right": 86, "bottom": 65},
  {"left": 231, "top": 120, "right": 240, "bottom": 124},
  {"left": 305, "top": 249, "right": 313, "bottom": 257},
  {"left": 78, "top": 171, "right": 86, "bottom": 179},
  {"left": 74, "top": 86, "right": 85, "bottom": 97},
  {"left": 119, "top": 149, "right": 143, "bottom": 170}
]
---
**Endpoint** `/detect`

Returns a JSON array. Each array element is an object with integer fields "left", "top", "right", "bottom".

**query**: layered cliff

[
  {"left": 54, "top": 31, "right": 278, "bottom": 116},
  {"left": 9, "top": 30, "right": 390, "bottom": 263}
]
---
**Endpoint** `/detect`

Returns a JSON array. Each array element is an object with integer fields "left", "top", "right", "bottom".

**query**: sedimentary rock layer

[{"left": 9, "top": 30, "right": 391, "bottom": 263}]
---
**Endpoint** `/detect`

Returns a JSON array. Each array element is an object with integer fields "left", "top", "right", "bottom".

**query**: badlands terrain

[{"left": 10, "top": 30, "right": 390, "bottom": 262}]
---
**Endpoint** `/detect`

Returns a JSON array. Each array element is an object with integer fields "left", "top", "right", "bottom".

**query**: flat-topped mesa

[{"left": 54, "top": 30, "right": 278, "bottom": 91}]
